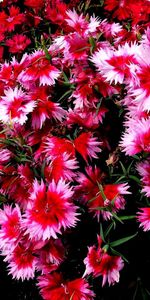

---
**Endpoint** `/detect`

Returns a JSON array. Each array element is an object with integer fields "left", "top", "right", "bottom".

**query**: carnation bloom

[
  {"left": 29, "top": 86, "right": 66, "bottom": 129},
  {"left": 0, "top": 149, "right": 12, "bottom": 164},
  {"left": 74, "top": 132, "right": 101, "bottom": 162},
  {"left": 37, "top": 272, "right": 95, "bottom": 300},
  {"left": 91, "top": 43, "right": 138, "bottom": 85},
  {"left": 45, "top": 2, "right": 67, "bottom": 25},
  {"left": 0, "top": 6, "right": 24, "bottom": 32},
  {"left": 66, "top": 106, "right": 108, "bottom": 129},
  {"left": 0, "top": 87, "right": 35, "bottom": 125},
  {"left": 76, "top": 166, "right": 130, "bottom": 220},
  {"left": 84, "top": 236, "right": 124, "bottom": 286},
  {"left": 6, "top": 34, "right": 31, "bottom": 53},
  {"left": 4, "top": 236, "right": 37, "bottom": 280},
  {"left": 43, "top": 136, "right": 75, "bottom": 161},
  {"left": 24, "top": 0, "right": 44, "bottom": 10},
  {"left": 19, "top": 50, "right": 60, "bottom": 86},
  {"left": 137, "top": 207, "right": 150, "bottom": 231},
  {"left": 132, "top": 45, "right": 150, "bottom": 112},
  {"left": 36, "top": 239, "right": 65, "bottom": 274},
  {"left": 65, "top": 9, "right": 88, "bottom": 34},
  {"left": 44, "top": 153, "right": 78, "bottom": 182},
  {"left": 23, "top": 179, "right": 78, "bottom": 240},
  {"left": 0, "top": 205, "right": 22, "bottom": 249},
  {"left": 137, "top": 159, "right": 150, "bottom": 197},
  {"left": 120, "top": 118, "right": 150, "bottom": 155}
]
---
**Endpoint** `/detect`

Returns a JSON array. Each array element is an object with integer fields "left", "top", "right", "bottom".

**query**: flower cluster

[{"left": 0, "top": 0, "right": 150, "bottom": 299}]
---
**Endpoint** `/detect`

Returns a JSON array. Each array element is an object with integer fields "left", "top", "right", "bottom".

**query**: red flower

[
  {"left": 6, "top": 34, "right": 31, "bottom": 53},
  {"left": 0, "top": 6, "right": 25, "bottom": 32},
  {"left": 38, "top": 272, "right": 95, "bottom": 300},
  {"left": 23, "top": 179, "right": 78, "bottom": 240},
  {"left": 19, "top": 50, "right": 60, "bottom": 86},
  {"left": 74, "top": 132, "right": 101, "bottom": 162},
  {"left": 84, "top": 236, "right": 124, "bottom": 286},
  {"left": 24, "top": 0, "right": 44, "bottom": 10}
]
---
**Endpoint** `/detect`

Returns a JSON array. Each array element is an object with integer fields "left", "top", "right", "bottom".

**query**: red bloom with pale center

[
  {"left": 6, "top": 34, "right": 31, "bottom": 53},
  {"left": 37, "top": 272, "right": 95, "bottom": 300},
  {"left": 23, "top": 179, "right": 78, "bottom": 240},
  {"left": 84, "top": 236, "right": 124, "bottom": 286},
  {"left": 137, "top": 207, "right": 150, "bottom": 231},
  {"left": 19, "top": 50, "right": 60, "bottom": 86}
]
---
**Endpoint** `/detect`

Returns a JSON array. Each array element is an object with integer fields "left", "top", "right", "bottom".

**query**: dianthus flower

[
  {"left": 23, "top": 179, "right": 78, "bottom": 240},
  {"left": 84, "top": 236, "right": 124, "bottom": 286},
  {"left": 37, "top": 272, "right": 95, "bottom": 300}
]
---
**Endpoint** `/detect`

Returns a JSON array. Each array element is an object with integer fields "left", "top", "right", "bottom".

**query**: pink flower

[
  {"left": 120, "top": 118, "right": 150, "bottom": 155},
  {"left": 29, "top": 86, "right": 66, "bottom": 129},
  {"left": 44, "top": 153, "right": 78, "bottom": 183},
  {"left": 37, "top": 272, "right": 95, "bottom": 300},
  {"left": 0, "top": 149, "right": 12, "bottom": 164},
  {"left": 36, "top": 239, "right": 65, "bottom": 274},
  {"left": 76, "top": 166, "right": 130, "bottom": 220},
  {"left": 74, "top": 132, "right": 101, "bottom": 162},
  {"left": 137, "top": 159, "right": 150, "bottom": 197},
  {"left": 65, "top": 9, "right": 88, "bottom": 34},
  {"left": 0, "top": 87, "right": 35, "bottom": 125},
  {"left": 132, "top": 45, "right": 150, "bottom": 112},
  {"left": 137, "top": 207, "right": 150, "bottom": 231},
  {"left": 19, "top": 50, "right": 60, "bottom": 86},
  {"left": 23, "top": 179, "right": 78, "bottom": 240},
  {"left": 0, "top": 205, "right": 22, "bottom": 250},
  {"left": 91, "top": 43, "right": 138, "bottom": 85},
  {"left": 43, "top": 136, "right": 75, "bottom": 161},
  {"left": 4, "top": 237, "right": 37, "bottom": 280},
  {"left": 6, "top": 34, "right": 31, "bottom": 53},
  {"left": 83, "top": 236, "right": 124, "bottom": 286}
]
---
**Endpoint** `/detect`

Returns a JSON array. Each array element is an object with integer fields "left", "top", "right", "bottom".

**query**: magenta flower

[
  {"left": 23, "top": 179, "right": 79, "bottom": 240},
  {"left": 137, "top": 207, "right": 150, "bottom": 231}
]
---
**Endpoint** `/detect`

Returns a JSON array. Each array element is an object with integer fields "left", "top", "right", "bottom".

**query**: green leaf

[
  {"left": 90, "top": 206, "right": 108, "bottom": 211},
  {"left": 119, "top": 215, "right": 136, "bottom": 220},
  {"left": 88, "top": 192, "right": 100, "bottom": 203},
  {"left": 62, "top": 71, "right": 69, "bottom": 82},
  {"left": 104, "top": 223, "right": 114, "bottom": 238},
  {"left": 127, "top": 160, "right": 134, "bottom": 174},
  {"left": 58, "top": 90, "right": 72, "bottom": 102},
  {"left": 110, "top": 247, "right": 129, "bottom": 263},
  {"left": 128, "top": 175, "right": 141, "bottom": 184},
  {"left": 100, "top": 223, "right": 105, "bottom": 242},
  {"left": 115, "top": 175, "right": 126, "bottom": 183},
  {"left": 111, "top": 212, "right": 124, "bottom": 224},
  {"left": 119, "top": 161, "right": 127, "bottom": 175},
  {"left": 110, "top": 232, "right": 138, "bottom": 247},
  {"left": 97, "top": 182, "right": 107, "bottom": 200}
]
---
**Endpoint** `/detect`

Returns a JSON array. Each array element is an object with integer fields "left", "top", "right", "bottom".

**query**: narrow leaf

[{"left": 110, "top": 232, "right": 138, "bottom": 247}]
